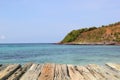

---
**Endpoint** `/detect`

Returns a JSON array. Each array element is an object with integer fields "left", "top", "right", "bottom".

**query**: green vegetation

[
  {"left": 61, "top": 22, "right": 120, "bottom": 44},
  {"left": 88, "top": 27, "right": 97, "bottom": 31},
  {"left": 61, "top": 27, "right": 97, "bottom": 43},
  {"left": 61, "top": 28, "right": 87, "bottom": 43},
  {"left": 101, "top": 22, "right": 120, "bottom": 27},
  {"left": 114, "top": 32, "right": 120, "bottom": 42},
  {"left": 75, "top": 28, "right": 106, "bottom": 42}
]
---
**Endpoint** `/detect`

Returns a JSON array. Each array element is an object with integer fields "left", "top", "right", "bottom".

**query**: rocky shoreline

[{"left": 58, "top": 42, "right": 120, "bottom": 45}]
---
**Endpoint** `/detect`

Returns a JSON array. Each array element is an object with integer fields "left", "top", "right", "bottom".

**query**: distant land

[{"left": 60, "top": 22, "right": 120, "bottom": 45}]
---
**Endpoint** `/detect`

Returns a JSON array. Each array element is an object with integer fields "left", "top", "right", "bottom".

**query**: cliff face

[{"left": 61, "top": 22, "right": 120, "bottom": 45}]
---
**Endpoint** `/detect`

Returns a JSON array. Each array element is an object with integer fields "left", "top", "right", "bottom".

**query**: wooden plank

[
  {"left": 0, "top": 64, "right": 20, "bottom": 80},
  {"left": 61, "top": 64, "right": 70, "bottom": 80},
  {"left": 86, "top": 64, "right": 105, "bottom": 80},
  {"left": 77, "top": 66, "right": 96, "bottom": 80},
  {"left": 106, "top": 63, "right": 120, "bottom": 72},
  {"left": 101, "top": 66, "right": 120, "bottom": 80},
  {"left": 38, "top": 63, "right": 55, "bottom": 80},
  {"left": 21, "top": 62, "right": 33, "bottom": 72},
  {"left": 54, "top": 64, "right": 70, "bottom": 80},
  {"left": 54, "top": 64, "right": 62, "bottom": 80},
  {"left": 0, "top": 63, "right": 120, "bottom": 80},
  {"left": 104, "top": 64, "right": 120, "bottom": 79},
  {"left": 32, "top": 64, "right": 43, "bottom": 80},
  {"left": 68, "top": 65, "right": 85, "bottom": 80},
  {"left": 20, "top": 63, "right": 42, "bottom": 80},
  {"left": 0, "top": 64, "right": 9, "bottom": 72},
  {"left": 7, "top": 63, "right": 32, "bottom": 80},
  {"left": 86, "top": 64, "right": 119, "bottom": 80}
]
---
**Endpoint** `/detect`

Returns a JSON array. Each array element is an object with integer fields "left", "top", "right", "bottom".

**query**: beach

[{"left": 1, "top": 0, "right": 120, "bottom": 80}]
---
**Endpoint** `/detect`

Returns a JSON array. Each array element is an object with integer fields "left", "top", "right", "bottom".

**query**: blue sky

[{"left": 0, "top": 0, "right": 120, "bottom": 43}]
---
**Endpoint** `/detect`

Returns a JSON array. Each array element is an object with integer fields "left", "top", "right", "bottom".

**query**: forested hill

[{"left": 60, "top": 22, "right": 120, "bottom": 45}]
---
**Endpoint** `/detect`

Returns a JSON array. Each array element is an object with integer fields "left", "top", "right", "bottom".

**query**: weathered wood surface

[
  {"left": 77, "top": 66, "right": 96, "bottom": 80},
  {"left": 86, "top": 64, "right": 119, "bottom": 80},
  {"left": 102, "top": 66, "right": 120, "bottom": 80},
  {"left": 20, "top": 63, "right": 42, "bottom": 80},
  {"left": 106, "top": 63, "right": 120, "bottom": 72},
  {"left": 0, "top": 63, "right": 120, "bottom": 80},
  {"left": 54, "top": 64, "right": 70, "bottom": 80},
  {"left": 68, "top": 65, "right": 85, "bottom": 80},
  {"left": 0, "top": 65, "right": 9, "bottom": 72},
  {"left": 86, "top": 64, "right": 104, "bottom": 80},
  {"left": 0, "top": 64, "right": 20, "bottom": 80},
  {"left": 38, "top": 63, "right": 55, "bottom": 80},
  {"left": 8, "top": 63, "right": 32, "bottom": 80}
]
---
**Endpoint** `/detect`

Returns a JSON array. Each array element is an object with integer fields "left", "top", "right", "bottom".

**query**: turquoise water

[{"left": 0, "top": 43, "right": 120, "bottom": 65}]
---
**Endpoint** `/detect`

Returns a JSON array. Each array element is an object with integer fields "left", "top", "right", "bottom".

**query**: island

[{"left": 60, "top": 22, "right": 120, "bottom": 45}]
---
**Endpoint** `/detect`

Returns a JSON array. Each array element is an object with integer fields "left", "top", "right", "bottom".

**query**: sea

[{"left": 0, "top": 43, "right": 120, "bottom": 65}]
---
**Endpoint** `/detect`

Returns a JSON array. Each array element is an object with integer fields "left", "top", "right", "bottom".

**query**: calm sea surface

[{"left": 0, "top": 43, "right": 120, "bottom": 65}]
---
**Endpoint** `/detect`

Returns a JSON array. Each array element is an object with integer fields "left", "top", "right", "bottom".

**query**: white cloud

[{"left": 0, "top": 35, "right": 6, "bottom": 40}]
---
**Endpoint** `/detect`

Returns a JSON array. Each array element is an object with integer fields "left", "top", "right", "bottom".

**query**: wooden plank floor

[{"left": 0, "top": 63, "right": 120, "bottom": 80}]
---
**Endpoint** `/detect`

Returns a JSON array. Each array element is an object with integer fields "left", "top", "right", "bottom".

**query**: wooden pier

[{"left": 0, "top": 63, "right": 120, "bottom": 80}]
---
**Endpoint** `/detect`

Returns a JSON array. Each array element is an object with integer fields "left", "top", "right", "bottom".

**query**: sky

[{"left": 0, "top": 0, "right": 120, "bottom": 43}]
